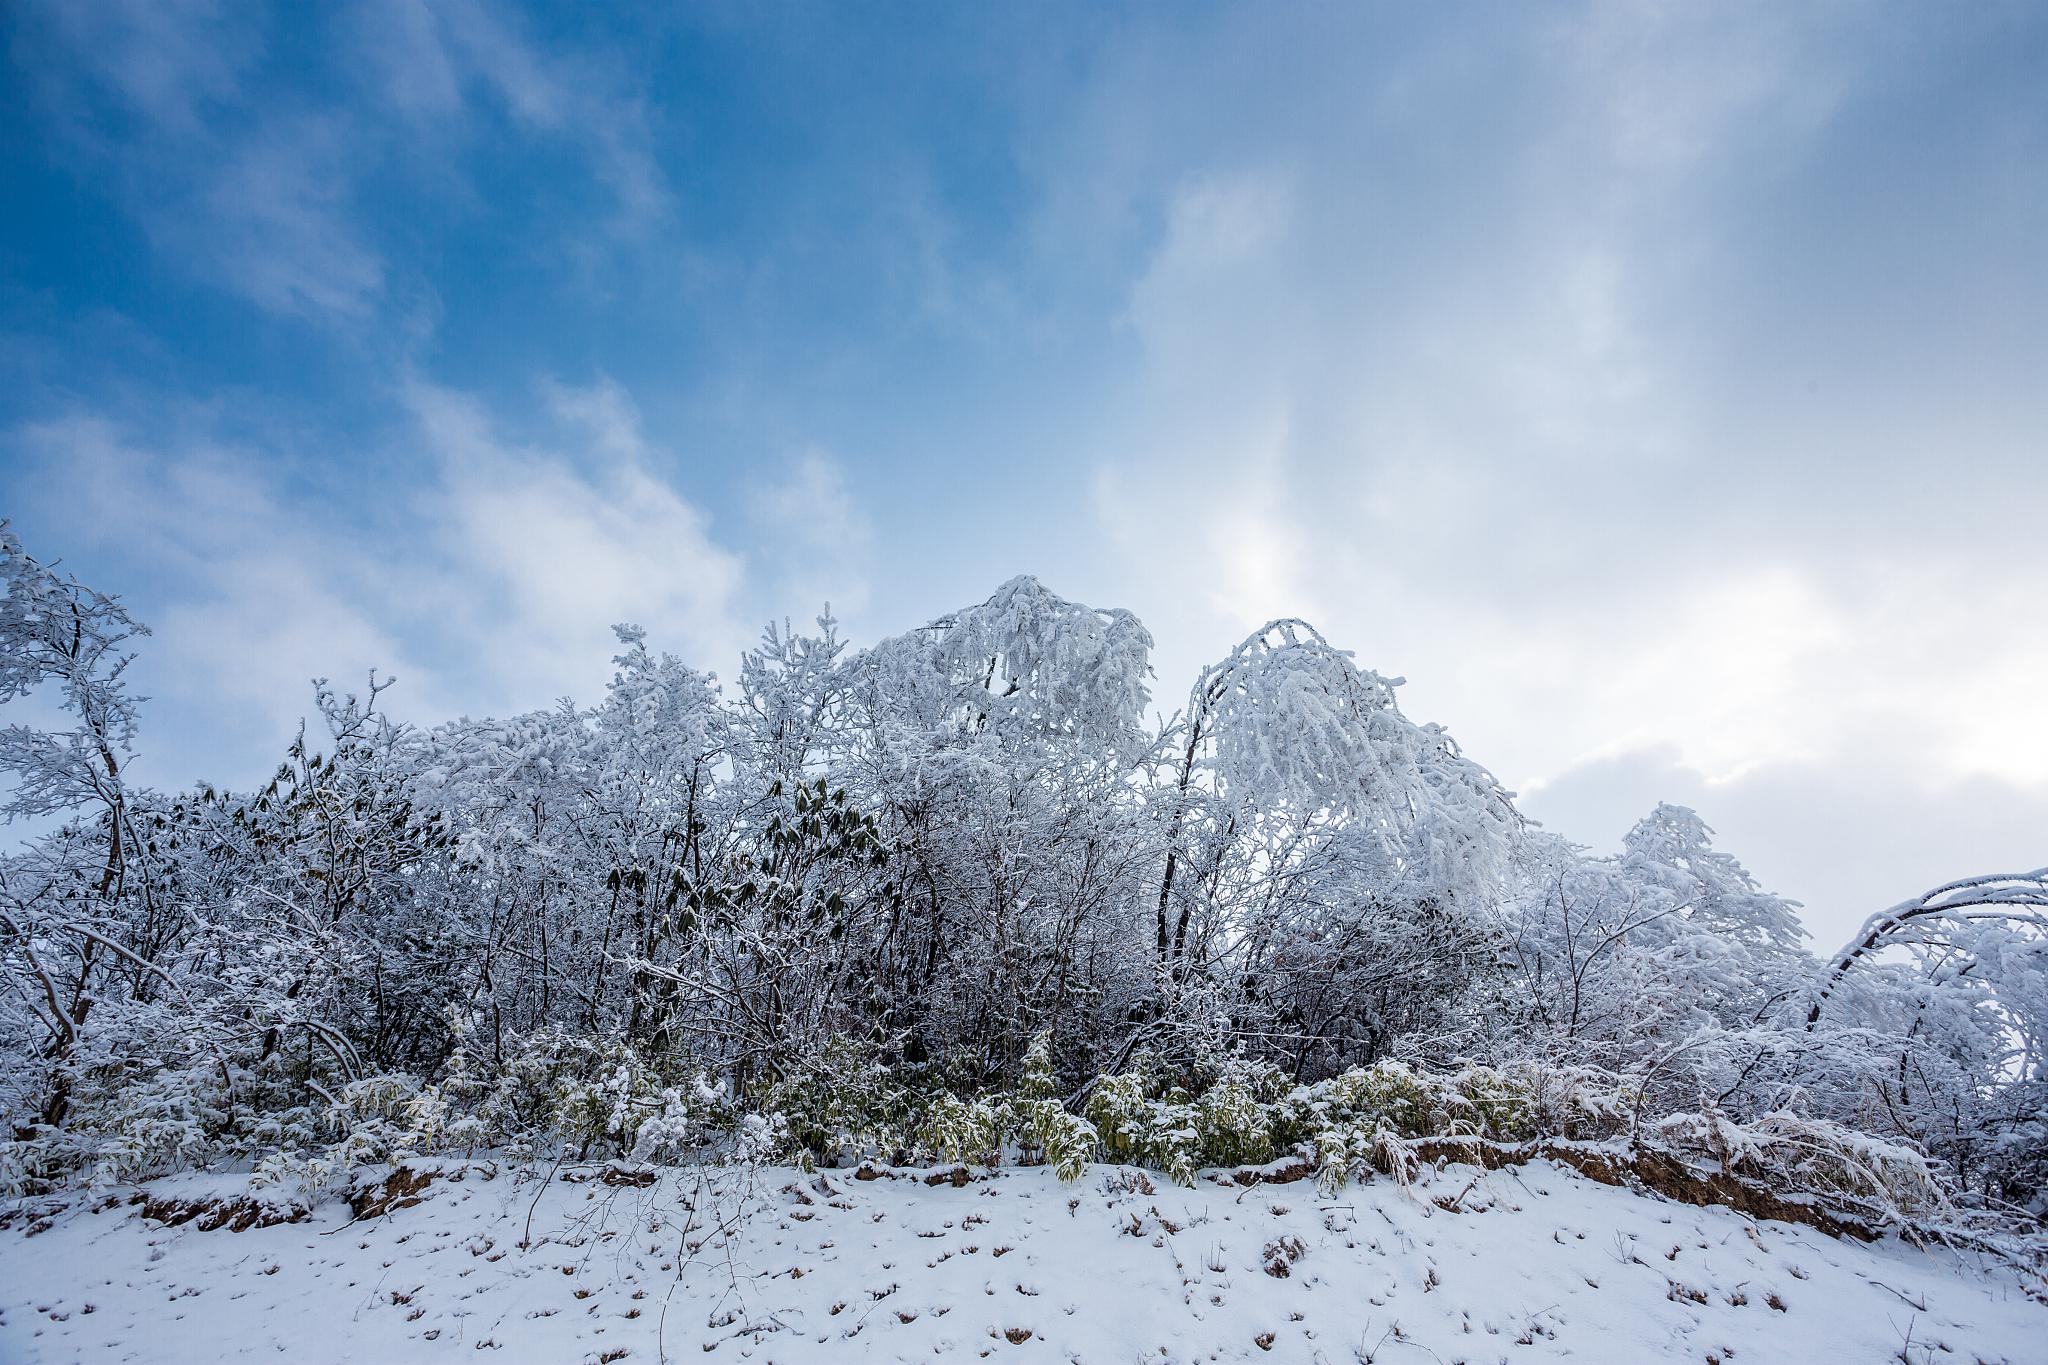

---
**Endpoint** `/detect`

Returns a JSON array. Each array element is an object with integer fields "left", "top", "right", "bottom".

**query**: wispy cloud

[
  {"left": 189, "top": 117, "right": 386, "bottom": 316},
  {"left": 5, "top": 376, "right": 760, "bottom": 782},
  {"left": 350, "top": 0, "right": 670, "bottom": 238},
  {"left": 746, "top": 450, "right": 875, "bottom": 625},
  {"left": 25, "top": 0, "right": 255, "bottom": 139},
  {"left": 13, "top": 0, "right": 669, "bottom": 324},
  {"left": 404, "top": 376, "right": 748, "bottom": 695},
  {"left": 4, "top": 415, "right": 433, "bottom": 782},
  {"left": 16, "top": 0, "right": 382, "bottom": 320}
]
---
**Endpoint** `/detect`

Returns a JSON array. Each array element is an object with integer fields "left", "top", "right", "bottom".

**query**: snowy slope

[{"left": 2, "top": 1159, "right": 2041, "bottom": 1364}]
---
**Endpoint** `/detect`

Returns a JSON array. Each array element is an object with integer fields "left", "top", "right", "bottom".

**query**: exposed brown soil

[
  {"left": 1209, "top": 1139, "right": 1880, "bottom": 1241},
  {"left": 848, "top": 1160, "right": 987, "bottom": 1187},
  {"left": 1221, "top": 1158, "right": 1313, "bottom": 1187},
  {"left": 350, "top": 1165, "right": 439, "bottom": 1219},
  {"left": 599, "top": 1163, "right": 658, "bottom": 1188},
  {"left": 1405, "top": 1137, "right": 1880, "bottom": 1242},
  {"left": 139, "top": 1191, "right": 309, "bottom": 1232}
]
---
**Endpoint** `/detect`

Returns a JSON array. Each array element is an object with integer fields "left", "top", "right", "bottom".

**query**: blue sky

[{"left": 3, "top": 1, "right": 2045, "bottom": 945}]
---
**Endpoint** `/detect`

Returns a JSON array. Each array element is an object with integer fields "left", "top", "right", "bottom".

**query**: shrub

[
  {"left": 1017, "top": 1098, "right": 1096, "bottom": 1182},
  {"left": 1192, "top": 1057, "right": 1277, "bottom": 1167},
  {"left": 758, "top": 1035, "right": 914, "bottom": 1168},
  {"left": 1083, "top": 1067, "right": 1199, "bottom": 1184},
  {"left": 1653, "top": 1108, "right": 1946, "bottom": 1221},
  {"left": 922, "top": 1092, "right": 1004, "bottom": 1165}
]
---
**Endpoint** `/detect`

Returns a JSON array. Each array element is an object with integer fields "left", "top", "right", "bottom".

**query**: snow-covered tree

[
  {"left": 1809, "top": 869, "right": 2048, "bottom": 1206},
  {"left": 0, "top": 521, "right": 158, "bottom": 1131},
  {"left": 2, "top": 536, "right": 2037, "bottom": 1218}
]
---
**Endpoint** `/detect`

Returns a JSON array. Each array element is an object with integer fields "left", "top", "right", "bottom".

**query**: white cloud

[
  {"left": 1522, "top": 745, "right": 2048, "bottom": 950},
  {"left": 745, "top": 450, "right": 875, "bottom": 625},
  {"left": 1550, "top": 0, "right": 1846, "bottom": 177},
  {"left": 348, "top": 0, "right": 670, "bottom": 240},
  {"left": 29, "top": 0, "right": 254, "bottom": 138},
  {"left": 15, "top": 0, "right": 670, "bottom": 325},
  {"left": 1050, "top": 3, "right": 2047, "bottom": 931},
  {"left": 186, "top": 117, "right": 386, "bottom": 317},
  {"left": 404, "top": 377, "right": 748, "bottom": 698},
  {"left": 20, "top": 2, "right": 385, "bottom": 321},
  {"left": 6, "top": 377, "right": 757, "bottom": 785},
  {"left": 5, "top": 417, "right": 434, "bottom": 785}
]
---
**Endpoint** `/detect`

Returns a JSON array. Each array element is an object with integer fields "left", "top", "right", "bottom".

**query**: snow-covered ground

[{"left": 2, "top": 1159, "right": 2041, "bottom": 1364}]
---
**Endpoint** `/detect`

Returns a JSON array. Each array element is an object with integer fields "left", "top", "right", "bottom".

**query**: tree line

[{"left": 1, "top": 524, "right": 2041, "bottom": 1221}]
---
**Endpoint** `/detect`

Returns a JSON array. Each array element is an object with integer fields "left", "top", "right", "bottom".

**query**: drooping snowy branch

[{"left": 1807, "top": 869, "right": 2048, "bottom": 1026}]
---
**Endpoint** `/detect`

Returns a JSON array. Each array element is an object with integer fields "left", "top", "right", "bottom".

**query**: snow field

[{"left": 2, "top": 1158, "right": 2042, "bottom": 1364}]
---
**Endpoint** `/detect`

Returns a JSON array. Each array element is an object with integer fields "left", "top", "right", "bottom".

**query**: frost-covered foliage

[
  {"left": 0, "top": 525, "right": 2040, "bottom": 1233},
  {"left": 1080, "top": 1053, "right": 1628, "bottom": 1193},
  {"left": 853, "top": 574, "right": 1153, "bottom": 755},
  {"left": 1065, "top": 1054, "right": 1952, "bottom": 1225},
  {"left": 1649, "top": 1107, "right": 1948, "bottom": 1222}
]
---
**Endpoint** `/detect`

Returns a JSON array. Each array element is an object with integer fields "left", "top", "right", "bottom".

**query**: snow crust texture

[{"left": 3, "top": 1160, "right": 2042, "bottom": 1364}]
